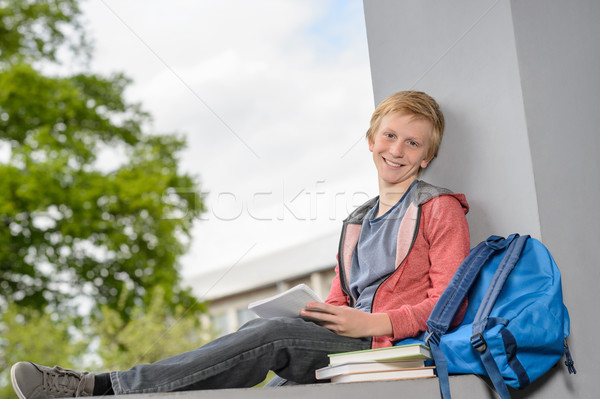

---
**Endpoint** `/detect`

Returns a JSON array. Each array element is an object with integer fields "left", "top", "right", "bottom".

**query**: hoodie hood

[{"left": 345, "top": 180, "right": 468, "bottom": 225}]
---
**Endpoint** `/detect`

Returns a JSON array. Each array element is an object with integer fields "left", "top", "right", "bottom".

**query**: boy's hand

[{"left": 300, "top": 302, "right": 393, "bottom": 338}]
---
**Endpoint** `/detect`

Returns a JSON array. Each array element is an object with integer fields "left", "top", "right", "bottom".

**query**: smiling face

[{"left": 369, "top": 111, "right": 433, "bottom": 195}]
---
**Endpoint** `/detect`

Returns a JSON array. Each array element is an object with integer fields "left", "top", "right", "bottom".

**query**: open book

[{"left": 248, "top": 283, "right": 323, "bottom": 319}]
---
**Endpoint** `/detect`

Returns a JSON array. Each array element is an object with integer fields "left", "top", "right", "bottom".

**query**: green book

[{"left": 328, "top": 343, "right": 431, "bottom": 366}]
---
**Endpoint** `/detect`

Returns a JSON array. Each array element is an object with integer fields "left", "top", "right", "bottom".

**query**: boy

[{"left": 11, "top": 91, "right": 469, "bottom": 397}]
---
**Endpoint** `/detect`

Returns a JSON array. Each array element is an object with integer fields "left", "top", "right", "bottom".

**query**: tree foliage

[
  {"left": 94, "top": 287, "right": 213, "bottom": 371},
  {"left": 0, "top": 0, "right": 205, "bottom": 321},
  {"left": 0, "top": 1, "right": 215, "bottom": 395},
  {"left": 0, "top": 0, "right": 87, "bottom": 64}
]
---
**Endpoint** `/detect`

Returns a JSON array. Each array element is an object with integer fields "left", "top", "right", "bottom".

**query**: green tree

[
  {"left": 0, "top": 0, "right": 204, "bottom": 321},
  {"left": 0, "top": 3, "right": 213, "bottom": 396}
]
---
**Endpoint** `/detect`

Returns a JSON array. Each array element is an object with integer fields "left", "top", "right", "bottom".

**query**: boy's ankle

[{"left": 93, "top": 373, "right": 114, "bottom": 396}]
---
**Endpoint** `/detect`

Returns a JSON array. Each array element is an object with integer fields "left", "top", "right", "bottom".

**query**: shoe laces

[{"left": 41, "top": 366, "right": 91, "bottom": 397}]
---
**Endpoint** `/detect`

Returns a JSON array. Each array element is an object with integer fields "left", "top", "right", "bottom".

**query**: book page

[{"left": 248, "top": 284, "right": 323, "bottom": 318}]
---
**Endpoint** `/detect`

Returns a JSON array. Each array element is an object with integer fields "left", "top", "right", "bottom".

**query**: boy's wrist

[{"left": 367, "top": 312, "right": 394, "bottom": 337}]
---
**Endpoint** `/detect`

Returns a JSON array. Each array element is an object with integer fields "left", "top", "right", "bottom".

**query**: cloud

[{"left": 81, "top": 0, "right": 375, "bottom": 276}]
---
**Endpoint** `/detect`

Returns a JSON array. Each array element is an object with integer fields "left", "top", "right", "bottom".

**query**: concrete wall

[{"left": 363, "top": 0, "right": 599, "bottom": 398}]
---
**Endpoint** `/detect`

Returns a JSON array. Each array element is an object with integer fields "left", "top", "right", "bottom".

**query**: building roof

[{"left": 186, "top": 231, "right": 340, "bottom": 301}]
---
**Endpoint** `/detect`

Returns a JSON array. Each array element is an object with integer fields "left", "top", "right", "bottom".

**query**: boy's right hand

[{"left": 301, "top": 302, "right": 393, "bottom": 338}]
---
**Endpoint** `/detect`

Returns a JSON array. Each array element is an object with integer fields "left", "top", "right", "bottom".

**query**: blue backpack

[{"left": 408, "top": 234, "right": 575, "bottom": 398}]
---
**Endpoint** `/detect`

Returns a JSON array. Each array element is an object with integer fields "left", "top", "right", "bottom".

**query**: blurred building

[{"left": 187, "top": 232, "right": 339, "bottom": 336}]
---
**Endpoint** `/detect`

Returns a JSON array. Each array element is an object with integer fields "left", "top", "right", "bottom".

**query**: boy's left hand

[{"left": 301, "top": 302, "right": 393, "bottom": 338}]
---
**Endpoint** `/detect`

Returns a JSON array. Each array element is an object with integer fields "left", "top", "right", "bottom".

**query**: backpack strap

[
  {"left": 472, "top": 235, "right": 529, "bottom": 334},
  {"left": 564, "top": 339, "right": 576, "bottom": 374},
  {"left": 425, "top": 234, "right": 520, "bottom": 399},
  {"left": 469, "top": 234, "right": 529, "bottom": 399}
]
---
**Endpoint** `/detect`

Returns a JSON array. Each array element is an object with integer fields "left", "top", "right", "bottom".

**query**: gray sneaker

[{"left": 11, "top": 362, "right": 95, "bottom": 398}]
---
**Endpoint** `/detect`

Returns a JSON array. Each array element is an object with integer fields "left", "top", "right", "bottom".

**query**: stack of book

[{"left": 316, "top": 343, "right": 436, "bottom": 383}]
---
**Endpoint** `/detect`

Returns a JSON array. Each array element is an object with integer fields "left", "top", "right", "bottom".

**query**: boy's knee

[
  {"left": 239, "top": 317, "right": 318, "bottom": 341},
  {"left": 241, "top": 316, "right": 297, "bottom": 331}
]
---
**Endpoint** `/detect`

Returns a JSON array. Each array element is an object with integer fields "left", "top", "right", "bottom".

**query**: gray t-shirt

[{"left": 349, "top": 180, "right": 418, "bottom": 312}]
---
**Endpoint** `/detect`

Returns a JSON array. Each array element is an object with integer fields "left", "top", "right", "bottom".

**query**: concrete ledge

[{"left": 112, "top": 375, "right": 498, "bottom": 399}]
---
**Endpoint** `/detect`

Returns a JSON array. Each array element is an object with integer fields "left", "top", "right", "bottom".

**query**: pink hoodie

[{"left": 326, "top": 181, "right": 470, "bottom": 348}]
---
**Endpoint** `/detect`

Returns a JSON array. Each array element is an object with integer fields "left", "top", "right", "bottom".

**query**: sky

[{"left": 78, "top": 0, "right": 377, "bottom": 279}]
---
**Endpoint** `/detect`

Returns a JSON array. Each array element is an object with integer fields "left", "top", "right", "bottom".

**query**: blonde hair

[{"left": 366, "top": 91, "right": 445, "bottom": 162}]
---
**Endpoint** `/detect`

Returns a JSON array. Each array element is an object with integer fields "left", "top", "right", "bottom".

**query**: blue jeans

[{"left": 109, "top": 317, "right": 371, "bottom": 394}]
